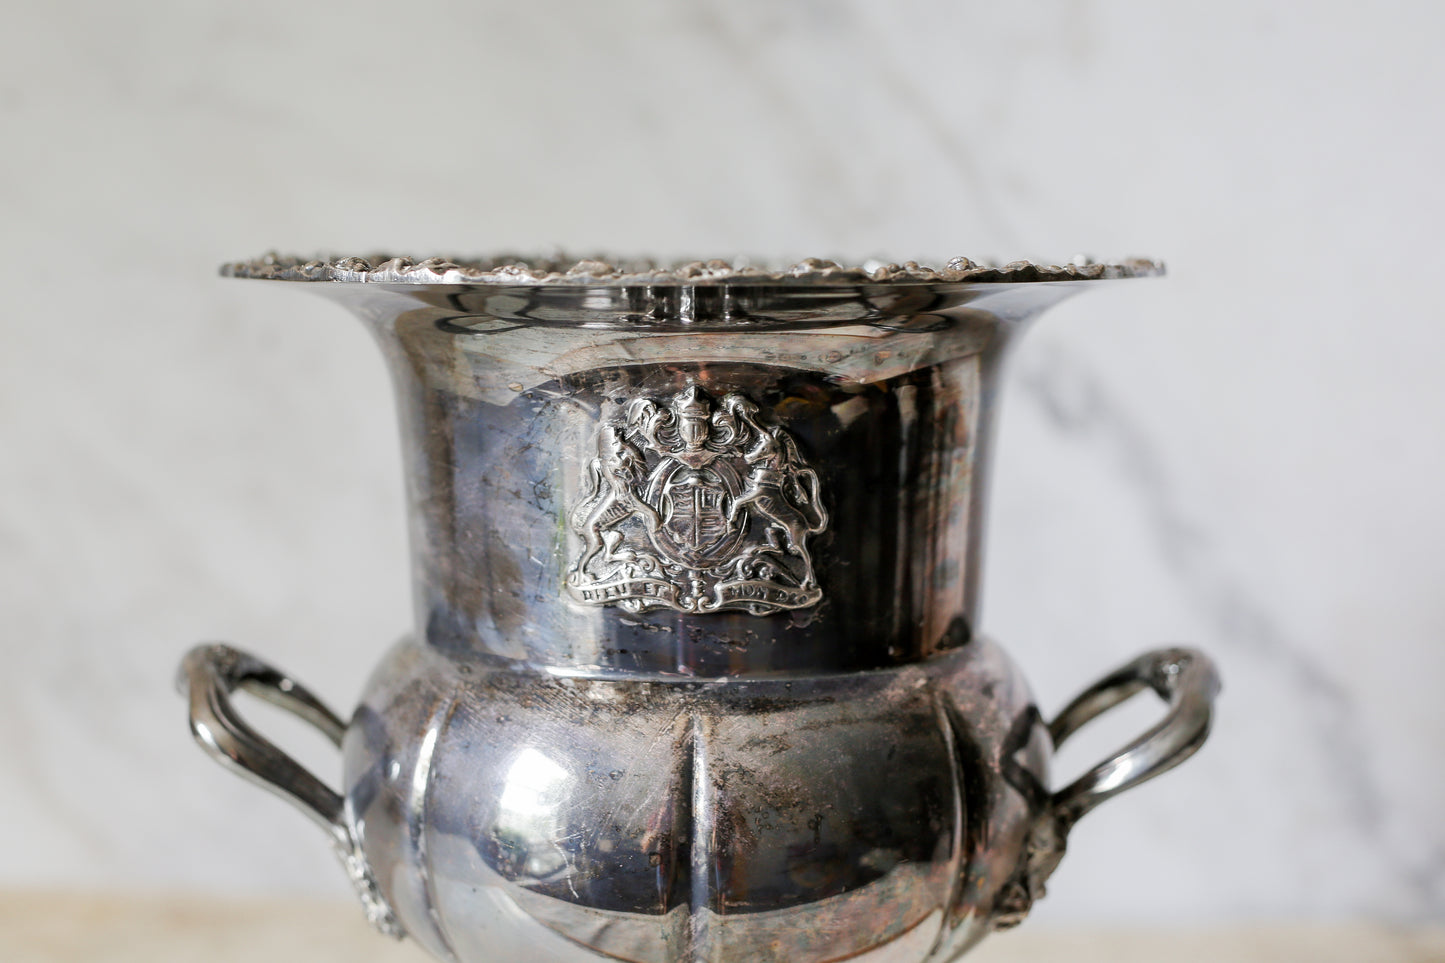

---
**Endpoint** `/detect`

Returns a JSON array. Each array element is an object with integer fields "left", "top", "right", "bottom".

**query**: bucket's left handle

[
  {"left": 178, "top": 643, "right": 403, "bottom": 937},
  {"left": 178, "top": 643, "right": 347, "bottom": 832}
]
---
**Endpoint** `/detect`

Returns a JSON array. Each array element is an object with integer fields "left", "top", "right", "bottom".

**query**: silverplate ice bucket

[{"left": 180, "top": 254, "right": 1220, "bottom": 963}]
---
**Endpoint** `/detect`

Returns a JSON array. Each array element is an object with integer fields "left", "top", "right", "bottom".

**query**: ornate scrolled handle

[
  {"left": 178, "top": 643, "right": 402, "bottom": 937},
  {"left": 1048, "top": 646, "right": 1220, "bottom": 827},
  {"left": 179, "top": 643, "right": 348, "bottom": 830},
  {"left": 994, "top": 647, "right": 1220, "bottom": 929}
]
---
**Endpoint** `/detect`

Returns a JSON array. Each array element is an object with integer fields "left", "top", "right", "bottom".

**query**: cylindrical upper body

[{"left": 230, "top": 255, "right": 1157, "bottom": 676}]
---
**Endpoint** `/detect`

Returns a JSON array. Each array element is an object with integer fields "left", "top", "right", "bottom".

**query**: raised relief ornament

[{"left": 567, "top": 386, "right": 828, "bottom": 615}]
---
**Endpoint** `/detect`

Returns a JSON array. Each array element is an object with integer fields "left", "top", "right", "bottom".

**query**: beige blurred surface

[{"left": 3, "top": 892, "right": 1442, "bottom": 963}]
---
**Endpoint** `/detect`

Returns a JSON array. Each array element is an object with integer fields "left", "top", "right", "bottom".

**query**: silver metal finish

[
  {"left": 220, "top": 253, "right": 1164, "bottom": 285},
  {"left": 567, "top": 385, "right": 827, "bottom": 615},
  {"left": 178, "top": 643, "right": 401, "bottom": 937},
  {"left": 991, "top": 646, "right": 1221, "bottom": 929},
  {"left": 1049, "top": 646, "right": 1219, "bottom": 826},
  {"left": 180, "top": 254, "right": 1218, "bottom": 962}
]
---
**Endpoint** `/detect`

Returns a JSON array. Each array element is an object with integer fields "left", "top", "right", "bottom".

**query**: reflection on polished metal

[{"left": 180, "top": 253, "right": 1219, "bottom": 963}]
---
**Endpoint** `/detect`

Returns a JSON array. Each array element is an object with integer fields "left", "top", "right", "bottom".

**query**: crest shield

[{"left": 566, "top": 385, "right": 827, "bottom": 615}]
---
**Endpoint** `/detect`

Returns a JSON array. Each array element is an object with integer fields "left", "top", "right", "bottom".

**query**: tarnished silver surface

[
  {"left": 178, "top": 644, "right": 401, "bottom": 938},
  {"left": 180, "top": 255, "right": 1219, "bottom": 962},
  {"left": 220, "top": 252, "right": 1165, "bottom": 285}
]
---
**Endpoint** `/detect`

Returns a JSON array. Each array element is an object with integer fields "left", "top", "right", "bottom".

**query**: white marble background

[{"left": 1, "top": 0, "right": 1441, "bottom": 928}]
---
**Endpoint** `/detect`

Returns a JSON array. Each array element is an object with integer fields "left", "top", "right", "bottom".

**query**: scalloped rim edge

[{"left": 220, "top": 253, "right": 1164, "bottom": 285}]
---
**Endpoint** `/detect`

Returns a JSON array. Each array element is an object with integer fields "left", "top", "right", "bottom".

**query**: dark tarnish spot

[
  {"left": 944, "top": 699, "right": 996, "bottom": 864},
  {"left": 738, "top": 732, "right": 794, "bottom": 756},
  {"left": 481, "top": 526, "right": 527, "bottom": 635},
  {"left": 999, "top": 706, "right": 1050, "bottom": 812},
  {"left": 939, "top": 614, "right": 972, "bottom": 651}
]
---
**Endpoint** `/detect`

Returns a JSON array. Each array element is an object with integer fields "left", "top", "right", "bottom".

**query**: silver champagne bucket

[{"left": 180, "top": 254, "right": 1219, "bottom": 962}]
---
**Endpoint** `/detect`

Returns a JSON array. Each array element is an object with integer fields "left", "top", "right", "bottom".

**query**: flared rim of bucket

[{"left": 220, "top": 252, "right": 1164, "bottom": 286}]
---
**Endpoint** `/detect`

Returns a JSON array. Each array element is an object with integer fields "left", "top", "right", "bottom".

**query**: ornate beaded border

[{"left": 221, "top": 253, "right": 1163, "bottom": 285}]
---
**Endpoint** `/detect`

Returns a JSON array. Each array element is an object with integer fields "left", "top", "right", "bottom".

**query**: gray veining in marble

[{"left": 1009, "top": 345, "right": 1444, "bottom": 916}]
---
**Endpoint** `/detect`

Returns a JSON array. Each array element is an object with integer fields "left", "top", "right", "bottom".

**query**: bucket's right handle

[
  {"left": 178, "top": 643, "right": 347, "bottom": 833},
  {"left": 1048, "top": 646, "right": 1220, "bottom": 828},
  {"left": 993, "top": 646, "right": 1220, "bottom": 929}
]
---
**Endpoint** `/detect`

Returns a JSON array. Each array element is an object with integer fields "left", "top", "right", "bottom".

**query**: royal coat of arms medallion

[{"left": 566, "top": 385, "right": 828, "bottom": 615}]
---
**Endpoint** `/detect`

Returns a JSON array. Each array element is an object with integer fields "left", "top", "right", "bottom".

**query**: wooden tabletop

[{"left": 3, "top": 892, "right": 1441, "bottom": 963}]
